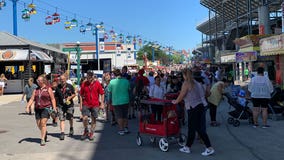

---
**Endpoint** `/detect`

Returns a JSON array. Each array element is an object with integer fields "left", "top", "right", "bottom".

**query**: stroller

[
  {"left": 268, "top": 87, "right": 284, "bottom": 120},
  {"left": 136, "top": 98, "right": 186, "bottom": 152},
  {"left": 224, "top": 92, "right": 253, "bottom": 127}
]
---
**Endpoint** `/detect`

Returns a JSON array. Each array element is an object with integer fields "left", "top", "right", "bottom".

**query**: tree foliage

[{"left": 137, "top": 45, "right": 171, "bottom": 65}]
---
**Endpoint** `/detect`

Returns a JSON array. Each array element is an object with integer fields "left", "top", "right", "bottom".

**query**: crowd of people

[{"left": 17, "top": 64, "right": 276, "bottom": 157}]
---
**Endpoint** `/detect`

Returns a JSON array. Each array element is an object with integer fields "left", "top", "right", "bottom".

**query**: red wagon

[{"left": 136, "top": 98, "right": 186, "bottom": 152}]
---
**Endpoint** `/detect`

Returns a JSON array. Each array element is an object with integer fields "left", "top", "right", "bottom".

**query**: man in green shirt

[{"left": 108, "top": 69, "right": 130, "bottom": 135}]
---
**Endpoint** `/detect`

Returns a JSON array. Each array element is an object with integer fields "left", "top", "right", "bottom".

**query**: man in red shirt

[
  {"left": 134, "top": 69, "right": 149, "bottom": 96},
  {"left": 79, "top": 71, "right": 104, "bottom": 140}
]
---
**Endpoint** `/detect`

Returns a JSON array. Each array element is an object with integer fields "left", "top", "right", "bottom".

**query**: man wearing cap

[{"left": 79, "top": 71, "right": 104, "bottom": 140}]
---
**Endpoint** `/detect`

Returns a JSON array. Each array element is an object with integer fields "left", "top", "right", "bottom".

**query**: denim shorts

[{"left": 81, "top": 106, "right": 99, "bottom": 118}]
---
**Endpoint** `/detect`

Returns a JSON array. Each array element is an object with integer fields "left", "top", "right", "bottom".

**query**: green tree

[
  {"left": 137, "top": 45, "right": 170, "bottom": 65},
  {"left": 172, "top": 54, "right": 184, "bottom": 64}
]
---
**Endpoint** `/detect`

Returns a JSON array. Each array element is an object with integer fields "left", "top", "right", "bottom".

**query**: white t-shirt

[
  {"left": 149, "top": 84, "right": 165, "bottom": 99},
  {"left": 248, "top": 75, "right": 273, "bottom": 98}
]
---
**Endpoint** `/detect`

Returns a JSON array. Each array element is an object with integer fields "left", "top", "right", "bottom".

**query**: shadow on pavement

[{"left": 18, "top": 137, "right": 40, "bottom": 144}]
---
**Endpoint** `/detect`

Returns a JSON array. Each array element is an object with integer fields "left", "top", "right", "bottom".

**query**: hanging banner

[
  {"left": 236, "top": 51, "right": 257, "bottom": 63},
  {"left": 44, "top": 65, "right": 51, "bottom": 74},
  {"left": 103, "top": 59, "right": 111, "bottom": 73}
]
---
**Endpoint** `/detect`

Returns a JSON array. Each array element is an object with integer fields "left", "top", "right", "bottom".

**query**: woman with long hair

[
  {"left": 172, "top": 68, "right": 214, "bottom": 156},
  {"left": 26, "top": 74, "right": 57, "bottom": 146},
  {"left": 0, "top": 73, "right": 8, "bottom": 96}
]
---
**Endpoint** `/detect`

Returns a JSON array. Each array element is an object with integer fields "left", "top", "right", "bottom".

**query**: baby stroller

[
  {"left": 268, "top": 87, "right": 284, "bottom": 120},
  {"left": 136, "top": 98, "right": 186, "bottom": 152},
  {"left": 224, "top": 92, "right": 253, "bottom": 127}
]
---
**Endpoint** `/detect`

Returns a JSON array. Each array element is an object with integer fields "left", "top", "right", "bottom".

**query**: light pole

[
  {"left": 76, "top": 41, "right": 81, "bottom": 85},
  {"left": 94, "top": 26, "right": 99, "bottom": 71},
  {"left": 12, "top": 0, "right": 19, "bottom": 36},
  {"left": 94, "top": 23, "right": 104, "bottom": 71}
]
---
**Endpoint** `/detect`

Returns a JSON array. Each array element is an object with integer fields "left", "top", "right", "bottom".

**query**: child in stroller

[{"left": 225, "top": 90, "right": 253, "bottom": 127}]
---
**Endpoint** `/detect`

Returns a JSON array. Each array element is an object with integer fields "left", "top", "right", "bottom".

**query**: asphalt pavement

[{"left": 0, "top": 94, "right": 284, "bottom": 160}]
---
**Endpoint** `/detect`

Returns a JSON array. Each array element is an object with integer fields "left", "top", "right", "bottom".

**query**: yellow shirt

[{"left": 207, "top": 81, "right": 224, "bottom": 106}]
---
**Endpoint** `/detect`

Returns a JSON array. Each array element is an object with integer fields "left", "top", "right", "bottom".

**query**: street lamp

[
  {"left": 94, "top": 22, "right": 104, "bottom": 71},
  {"left": 76, "top": 41, "right": 81, "bottom": 85}
]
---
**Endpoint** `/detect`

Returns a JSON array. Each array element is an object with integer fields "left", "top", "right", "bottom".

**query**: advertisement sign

[
  {"left": 103, "top": 59, "right": 111, "bottom": 73},
  {"left": 260, "top": 35, "right": 283, "bottom": 52},
  {"left": 44, "top": 65, "right": 51, "bottom": 74},
  {"left": 236, "top": 52, "right": 257, "bottom": 62},
  {"left": 221, "top": 54, "right": 235, "bottom": 63}
]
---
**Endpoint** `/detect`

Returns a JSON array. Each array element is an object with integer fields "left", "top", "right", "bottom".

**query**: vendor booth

[{"left": 0, "top": 32, "right": 67, "bottom": 93}]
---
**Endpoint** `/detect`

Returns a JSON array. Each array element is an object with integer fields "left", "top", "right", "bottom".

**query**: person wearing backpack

[{"left": 22, "top": 78, "right": 38, "bottom": 115}]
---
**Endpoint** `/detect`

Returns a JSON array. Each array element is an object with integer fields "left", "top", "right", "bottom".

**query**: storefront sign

[
  {"left": 260, "top": 34, "right": 284, "bottom": 56},
  {"left": 0, "top": 50, "right": 27, "bottom": 61},
  {"left": 236, "top": 51, "right": 257, "bottom": 62},
  {"left": 221, "top": 54, "right": 235, "bottom": 63}
]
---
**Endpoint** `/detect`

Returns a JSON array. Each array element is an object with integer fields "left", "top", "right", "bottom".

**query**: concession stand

[
  {"left": 0, "top": 32, "right": 67, "bottom": 93},
  {"left": 260, "top": 34, "right": 284, "bottom": 89}
]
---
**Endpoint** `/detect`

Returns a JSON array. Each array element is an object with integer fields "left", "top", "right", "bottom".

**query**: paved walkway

[{"left": 0, "top": 94, "right": 284, "bottom": 160}]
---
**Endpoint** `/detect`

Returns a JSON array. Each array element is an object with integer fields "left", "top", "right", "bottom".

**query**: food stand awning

[
  {"left": 0, "top": 49, "right": 53, "bottom": 62},
  {"left": 260, "top": 34, "right": 284, "bottom": 56}
]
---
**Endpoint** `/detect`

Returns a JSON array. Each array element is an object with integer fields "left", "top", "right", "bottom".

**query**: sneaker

[
  {"left": 262, "top": 125, "right": 270, "bottom": 128},
  {"left": 81, "top": 129, "right": 89, "bottom": 140},
  {"left": 69, "top": 127, "right": 74, "bottom": 136},
  {"left": 89, "top": 132, "right": 94, "bottom": 141},
  {"left": 60, "top": 132, "right": 65, "bottom": 140},
  {"left": 40, "top": 139, "right": 46, "bottom": 146},
  {"left": 179, "top": 146, "right": 191, "bottom": 153},
  {"left": 253, "top": 124, "right": 259, "bottom": 128},
  {"left": 201, "top": 148, "right": 215, "bottom": 156},
  {"left": 124, "top": 127, "right": 130, "bottom": 134},
  {"left": 117, "top": 130, "right": 125, "bottom": 136}
]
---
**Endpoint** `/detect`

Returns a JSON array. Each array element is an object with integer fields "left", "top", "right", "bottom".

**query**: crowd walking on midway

[{"left": 16, "top": 64, "right": 277, "bottom": 157}]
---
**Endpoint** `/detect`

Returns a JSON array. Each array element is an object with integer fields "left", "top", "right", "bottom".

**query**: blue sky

[{"left": 0, "top": 0, "right": 208, "bottom": 51}]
